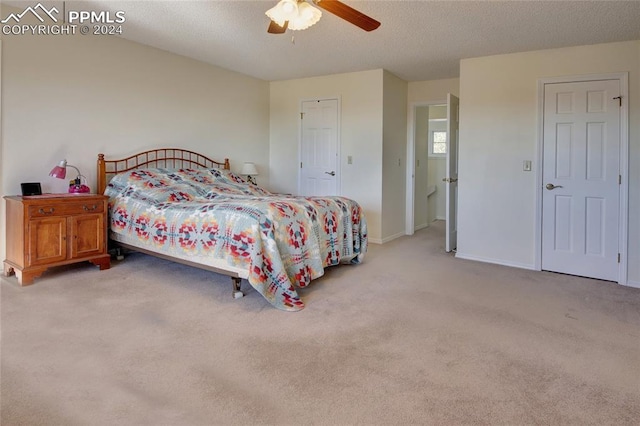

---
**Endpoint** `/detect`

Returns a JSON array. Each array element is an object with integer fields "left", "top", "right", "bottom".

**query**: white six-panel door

[
  {"left": 542, "top": 80, "right": 620, "bottom": 281},
  {"left": 299, "top": 99, "right": 339, "bottom": 196}
]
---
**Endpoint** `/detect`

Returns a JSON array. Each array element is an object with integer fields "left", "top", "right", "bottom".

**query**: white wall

[
  {"left": 0, "top": 16, "right": 270, "bottom": 264},
  {"left": 427, "top": 158, "right": 446, "bottom": 221},
  {"left": 381, "top": 71, "right": 408, "bottom": 241},
  {"left": 408, "top": 78, "right": 459, "bottom": 104},
  {"left": 269, "top": 70, "right": 384, "bottom": 242},
  {"left": 457, "top": 40, "right": 640, "bottom": 284}
]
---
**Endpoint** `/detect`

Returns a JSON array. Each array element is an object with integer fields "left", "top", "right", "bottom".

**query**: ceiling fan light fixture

[
  {"left": 266, "top": 0, "right": 379, "bottom": 34},
  {"left": 288, "top": 2, "right": 322, "bottom": 30},
  {"left": 265, "top": 0, "right": 299, "bottom": 27}
]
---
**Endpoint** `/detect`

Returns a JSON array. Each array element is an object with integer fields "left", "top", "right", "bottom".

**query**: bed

[{"left": 97, "top": 148, "right": 368, "bottom": 311}]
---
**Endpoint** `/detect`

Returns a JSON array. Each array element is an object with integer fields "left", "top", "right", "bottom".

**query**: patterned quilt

[{"left": 104, "top": 168, "right": 367, "bottom": 311}]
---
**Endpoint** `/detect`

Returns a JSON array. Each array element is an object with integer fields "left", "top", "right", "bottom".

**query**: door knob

[
  {"left": 545, "top": 183, "right": 563, "bottom": 190},
  {"left": 325, "top": 171, "right": 336, "bottom": 176}
]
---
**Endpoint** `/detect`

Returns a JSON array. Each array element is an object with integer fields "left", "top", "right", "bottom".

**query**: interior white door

[
  {"left": 542, "top": 79, "right": 620, "bottom": 281},
  {"left": 299, "top": 99, "right": 339, "bottom": 196},
  {"left": 445, "top": 93, "right": 459, "bottom": 252}
]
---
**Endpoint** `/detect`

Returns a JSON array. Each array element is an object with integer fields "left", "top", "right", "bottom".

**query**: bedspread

[{"left": 105, "top": 168, "right": 367, "bottom": 311}]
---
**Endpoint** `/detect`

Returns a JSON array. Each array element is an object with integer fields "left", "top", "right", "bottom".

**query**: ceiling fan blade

[
  {"left": 314, "top": 0, "right": 380, "bottom": 32},
  {"left": 267, "top": 20, "right": 288, "bottom": 34}
]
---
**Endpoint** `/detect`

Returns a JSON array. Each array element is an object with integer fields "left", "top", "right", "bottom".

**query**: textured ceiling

[{"left": 5, "top": 1, "right": 640, "bottom": 82}]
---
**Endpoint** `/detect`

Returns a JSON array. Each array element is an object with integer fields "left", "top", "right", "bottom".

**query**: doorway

[
  {"left": 537, "top": 73, "right": 628, "bottom": 283},
  {"left": 413, "top": 103, "right": 447, "bottom": 230},
  {"left": 407, "top": 94, "right": 459, "bottom": 253}
]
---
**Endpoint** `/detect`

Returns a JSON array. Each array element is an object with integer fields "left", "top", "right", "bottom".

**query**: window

[
  {"left": 432, "top": 131, "right": 447, "bottom": 154},
  {"left": 429, "top": 129, "right": 447, "bottom": 157},
  {"left": 426, "top": 113, "right": 447, "bottom": 157}
]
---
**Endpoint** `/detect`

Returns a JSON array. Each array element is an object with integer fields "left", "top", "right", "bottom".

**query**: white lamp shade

[
  {"left": 265, "top": 0, "right": 299, "bottom": 26},
  {"left": 288, "top": 2, "right": 322, "bottom": 30},
  {"left": 240, "top": 162, "right": 259, "bottom": 176}
]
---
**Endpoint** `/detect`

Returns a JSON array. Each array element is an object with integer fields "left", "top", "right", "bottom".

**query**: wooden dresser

[{"left": 3, "top": 194, "right": 111, "bottom": 285}]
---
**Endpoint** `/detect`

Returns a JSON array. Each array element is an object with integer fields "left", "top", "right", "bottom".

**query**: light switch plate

[{"left": 523, "top": 160, "right": 532, "bottom": 171}]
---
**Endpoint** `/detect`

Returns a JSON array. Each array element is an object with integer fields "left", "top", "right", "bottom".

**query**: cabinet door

[
  {"left": 28, "top": 217, "right": 67, "bottom": 266},
  {"left": 70, "top": 214, "right": 105, "bottom": 259}
]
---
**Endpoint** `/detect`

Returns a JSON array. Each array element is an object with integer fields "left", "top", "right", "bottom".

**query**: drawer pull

[
  {"left": 38, "top": 207, "right": 55, "bottom": 214},
  {"left": 83, "top": 204, "right": 98, "bottom": 212}
]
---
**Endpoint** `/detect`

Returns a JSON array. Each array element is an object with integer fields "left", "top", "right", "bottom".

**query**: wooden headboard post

[
  {"left": 97, "top": 149, "right": 231, "bottom": 195},
  {"left": 97, "top": 153, "right": 107, "bottom": 194}
]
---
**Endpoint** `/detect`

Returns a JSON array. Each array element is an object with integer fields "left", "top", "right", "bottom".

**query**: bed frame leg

[
  {"left": 232, "top": 277, "right": 244, "bottom": 299},
  {"left": 108, "top": 247, "right": 125, "bottom": 261}
]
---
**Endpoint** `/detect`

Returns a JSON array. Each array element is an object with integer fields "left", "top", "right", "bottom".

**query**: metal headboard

[{"left": 97, "top": 148, "right": 230, "bottom": 194}]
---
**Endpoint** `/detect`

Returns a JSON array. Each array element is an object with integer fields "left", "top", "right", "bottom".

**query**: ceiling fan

[{"left": 266, "top": 0, "right": 381, "bottom": 34}]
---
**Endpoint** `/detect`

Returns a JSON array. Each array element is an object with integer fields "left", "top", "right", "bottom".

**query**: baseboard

[
  {"left": 383, "top": 232, "right": 406, "bottom": 244},
  {"left": 623, "top": 279, "right": 640, "bottom": 289},
  {"left": 370, "top": 232, "right": 406, "bottom": 245},
  {"left": 435, "top": 216, "right": 446, "bottom": 221},
  {"left": 414, "top": 223, "right": 429, "bottom": 231},
  {"left": 454, "top": 254, "right": 640, "bottom": 287},
  {"left": 454, "top": 252, "right": 537, "bottom": 271}
]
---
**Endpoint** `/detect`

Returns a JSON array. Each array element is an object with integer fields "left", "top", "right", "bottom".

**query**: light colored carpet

[{"left": 1, "top": 221, "right": 639, "bottom": 425}]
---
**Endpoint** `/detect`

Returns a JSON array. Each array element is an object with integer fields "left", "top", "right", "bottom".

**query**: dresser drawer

[{"left": 28, "top": 201, "right": 104, "bottom": 218}]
